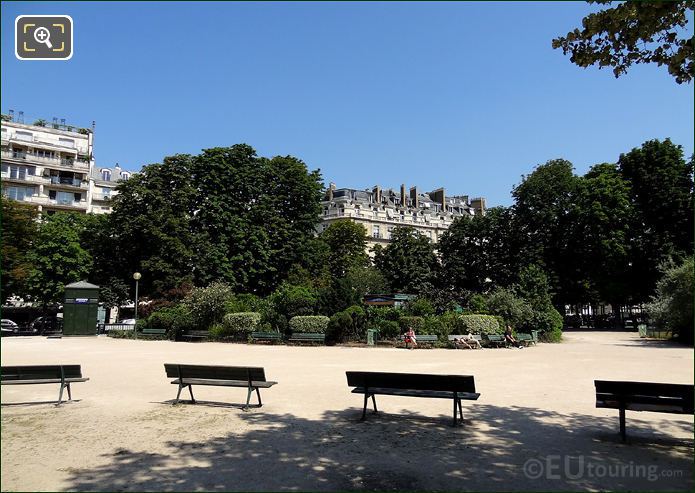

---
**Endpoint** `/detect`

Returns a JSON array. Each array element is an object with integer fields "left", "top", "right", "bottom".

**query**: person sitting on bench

[
  {"left": 404, "top": 327, "right": 418, "bottom": 349},
  {"left": 453, "top": 332, "right": 481, "bottom": 349},
  {"left": 504, "top": 325, "right": 520, "bottom": 348}
]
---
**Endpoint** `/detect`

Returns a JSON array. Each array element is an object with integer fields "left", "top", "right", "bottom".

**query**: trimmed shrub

[
  {"left": 533, "top": 307, "right": 563, "bottom": 342},
  {"left": 185, "top": 282, "right": 234, "bottom": 330},
  {"left": 289, "top": 315, "right": 329, "bottom": 334},
  {"left": 327, "top": 311, "right": 353, "bottom": 344},
  {"left": 208, "top": 323, "right": 227, "bottom": 340},
  {"left": 373, "top": 319, "right": 400, "bottom": 339},
  {"left": 459, "top": 314, "right": 501, "bottom": 335},
  {"left": 486, "top": 288, "right": 534, "bottom": 328},
  {"left": 223, "top": 312, "right": 261, "bottom": 337},
  {"left": 147, "top": 304, "right": 193, "bottom": 340}
]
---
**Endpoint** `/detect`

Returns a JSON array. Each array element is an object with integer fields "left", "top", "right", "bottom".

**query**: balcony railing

[
  {"left": 49, "top": 176, "right": 85, "bottom": 187},
  {"left": 92, "top": 193, "right": 113, "bottom": 201},
  {"left": 1, "top": 149, "right": 89, "bottom": 170},
  {"left": 0, "top": 171, "right": 45, "bottom": 183}
]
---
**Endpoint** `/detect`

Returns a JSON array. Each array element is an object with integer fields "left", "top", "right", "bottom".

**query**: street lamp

[{"left": 133, "top": 272, "right": 141, "bottom": 338}]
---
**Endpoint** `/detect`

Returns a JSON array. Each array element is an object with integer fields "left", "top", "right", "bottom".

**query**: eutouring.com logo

[{"left": 523, "top": 456, "right": 683, "bottom": 482}]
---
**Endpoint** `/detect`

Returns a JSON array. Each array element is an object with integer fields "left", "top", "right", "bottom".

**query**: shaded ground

[{"left": 1, "top": 331, "right": 692, "bottom": 491}]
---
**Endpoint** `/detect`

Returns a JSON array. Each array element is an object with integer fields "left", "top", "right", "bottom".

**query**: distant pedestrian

[{"left": 404, "top": 327, "right": 418, "bottom": 349}]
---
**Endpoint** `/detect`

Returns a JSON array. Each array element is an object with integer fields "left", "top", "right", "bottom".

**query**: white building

[
  {"left": 320, "top": 183, "right": 486, "bottom": 251},
  {"left": 88, "top": 164, "right": 131, "bottom": 214},
  {"left": 1, "top": 111, "right": 134, "bottom": 215},
  {"left": 1, "top": 112, "right": 94, "bottom": 214}
]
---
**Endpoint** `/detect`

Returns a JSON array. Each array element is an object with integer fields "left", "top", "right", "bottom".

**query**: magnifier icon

[{"left": 34, "top": 27, "right": 53, "bottom": 49}]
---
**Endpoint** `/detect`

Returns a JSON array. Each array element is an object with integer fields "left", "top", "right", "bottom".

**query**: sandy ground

[{"left": 1, "top": 331, "right": 692, "bottom": 492}]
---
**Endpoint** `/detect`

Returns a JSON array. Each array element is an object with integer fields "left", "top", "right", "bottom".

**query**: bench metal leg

[
  {"left": 371, "top": 394, "right": 378, "bottom": 412},
  {"left": 361, "top": 393, "right": 369, "bottom": 421},
  {"left": 57, "top": 383, "right": 65, "bottom": 405},
  {"left": 256, "top": 387, "right": 262, "bottom": 407},
  {"left": 66, "top": 383, "right": 72, "bottom": 401},
  {"left": 458, "top": 399, "right": 463, "bottom": 421},
  {"left": 244, "top": 387, "right": 253, "bottom": 411},
  {"left": 175, "top": 383, "right": 184, "bottom": 404},
  {"left": 453, "top": 397, "right": 458, "bottom": 426},
  {"left": 619, "top": 406, "right": 626, "bottom": 442},
  {"left": 188, "top": 385, "right": 196, "bottom": 404}
]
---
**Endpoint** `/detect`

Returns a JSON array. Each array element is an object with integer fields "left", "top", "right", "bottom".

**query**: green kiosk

[{"left": 63, "top": 280, "right": 100, "bottom": 336}]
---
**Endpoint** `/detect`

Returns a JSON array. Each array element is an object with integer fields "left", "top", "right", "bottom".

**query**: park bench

[
  {"left": 483, "top": 333, "right": 507, "bottom": 348},
  {"left": 140, "top": 328, "right": 167, "bottom": 338},
  {"left": 400, "top": 334, "right": 438, "bottom": 348},
  {"left": 346, "top": 371, "right": 480, "bottom": 426},
  {"left": 164, "top": 364, "right": 278, "bottom": 409},
  {"left": 517, "top": 333, "right": 536, "bottom": 346},
  {"left": 250, "top": 332, "right": 283, "bottom": 343},
  {"left": 448, "top": 334, "right": 482, "bottom": 349},
  {"left": 1, "top": 365, "right": 89, "bottom": 405},
  {"left": 288, "top": 333, "right": 325, "bottom": 344},
  {"left": 180, "top": 330, "right": 208, "bottom": 342},
  {"left": 594, "top": 380, "right": 694, "bottom": 441}
]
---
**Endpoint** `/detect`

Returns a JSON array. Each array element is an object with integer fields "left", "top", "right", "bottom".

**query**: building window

[
  {"left": 59, "top": 137, "right": 75, "bottom": 148},
  {"left": 372, "top": 225, "right": 380, "bottom": 239},
  {"left": 120, "top": 172, "right": 130, "bottom": 181},
  {"left": 15, "top": 131, "right": 33, "bottom": 142},
  {"left": 34, "top": 149, "right": 55, "bottom": 159},
  {"left": 3, "top": 186, "right": 34, "bottom": 200},
  {"left": 6, "top": 164, "right": 35, "bottom": 179},
  {"left": 338, "top": 207, "right": 344, "bottom": 216},
  {"left": 387, "top": 226, "right": 394, "bottom": 239},
  {"left": 102, "top": 187, "right": 111, "bottom": 197},
  {"left": 101, "top": 169, "right": 111, "bottom": 181}
]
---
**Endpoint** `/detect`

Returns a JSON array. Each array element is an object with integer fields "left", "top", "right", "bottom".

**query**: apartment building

[
  {"left": 320, "top": 183, "right": 486, "bottom": 250},
  {"left": 1, "top": 112, "right": 93, "bottom": 214},
  {"left": 89, "top": 164, "right": 130, "bottom": 214}
]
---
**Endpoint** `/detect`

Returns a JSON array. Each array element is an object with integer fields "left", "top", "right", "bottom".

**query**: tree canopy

[{"left": 553, "top": 0, "right": 694, "bottom": 84}]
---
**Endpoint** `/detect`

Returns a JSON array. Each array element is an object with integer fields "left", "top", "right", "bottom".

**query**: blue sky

[{"left": 2, "top": 1, "right": 693, "bottom": 206}]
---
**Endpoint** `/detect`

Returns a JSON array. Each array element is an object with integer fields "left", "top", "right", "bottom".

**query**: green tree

[
  {"left": 569, "top": 163, "right": 633, "bottom": 305},
  {"left": 99, "top": 277, "right": 130, "bottom": 308},
  {"left": 553, "top": 1, "right": 694, "bottom": 84},
  {"left": 106, "top": 154, "right": 196, "bottom": 297},
  {"left": 1, "top": 197, "right": 39, "bottom": 301},
  {"left": 438, "top": 206, "right": 520, "bottom": 292},
  {"left": 373, "top": 227, "right": 439, "bottom": 293},
  {"left": 320, "top": 220, "right": 369, "bottom": 278},
  {"left": 512, "top": 159, "right": 582, "bottom": 307},
  {"left": 190, "top": 145, "right": 323, "bottom": 294},
  {"left": 25, "top": 213, "right": 92, "bottom": 305},
  {"left": 618, "top": 139, "right": 694, "bottom": 301},
  {"left": 645, "top": 257, "right": 694, "bottom": 344}
]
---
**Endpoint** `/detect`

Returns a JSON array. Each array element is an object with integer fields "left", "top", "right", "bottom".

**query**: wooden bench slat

[
  {"left": 170, "top": 378, "right": 277, "bottom": 388},
  {"left": 351, "top": 386, "right": 480, "bottom": 400},
  {"left": 1, "top": 364, "right": 88, "bottom": 404},
  {"left": 1, "top": 378, "right": 89, "bottom": 385}
]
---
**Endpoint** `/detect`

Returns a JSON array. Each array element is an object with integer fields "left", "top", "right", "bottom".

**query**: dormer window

[
  {"left": 101, "top": 169, "right": 111, "bottom": 181},
  {"left": 120, "top": 172, "right": 130, "bottom": 181}
]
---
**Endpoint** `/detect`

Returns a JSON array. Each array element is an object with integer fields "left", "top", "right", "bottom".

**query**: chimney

[
  {"left": 327, "top": 182, "right": 336, "bottom": 200},
  {"left": 372, "top": 185, "right": 381, "bottom": 204},
  {"left": 470, "top": 197, "right": 486, "bottom": 216},
  {"left": 400, "top": 184, "right": 406, "bottom": 206},
  {"left": 431, "top": 187, "right": 446, "bottom": 209},
  {"left": 410, "top": 186, "right": 419, "bottom": 208}
]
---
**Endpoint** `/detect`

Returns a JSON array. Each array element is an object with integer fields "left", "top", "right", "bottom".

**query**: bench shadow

[
  {"left": 62, "top": 403, "right": 693, "bottom": 492},
  {"left": 155, "top": 399, "right": 263, "bottom": 410},
  {"left": 1, "top": 399, "right": 81, "bottom": 407}
]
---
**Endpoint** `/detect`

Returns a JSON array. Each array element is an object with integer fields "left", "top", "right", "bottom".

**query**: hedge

[
  {"left": 459, "top": 314, "right": 502, "bottom": 335},
  {"left": 223, "top": 312, "right": 261, "bottom": 335},
  {"left": 289, "top": 315, "right": 330, "bottom": 334}
]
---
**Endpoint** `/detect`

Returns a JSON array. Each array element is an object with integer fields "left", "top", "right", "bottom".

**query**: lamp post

[{"left": 133, "top": 272, "right": 141, "bottom": 338}]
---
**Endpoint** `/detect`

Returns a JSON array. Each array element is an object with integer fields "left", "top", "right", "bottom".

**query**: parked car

[
  {"left": 29, "top": 316, "right": 63, "bottom": 335},
  {"left": 1, "top": 319, "right": 19, "bottom": 336}
]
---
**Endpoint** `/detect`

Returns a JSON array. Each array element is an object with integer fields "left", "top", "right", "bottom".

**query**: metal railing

[
  {"left": 1, "top": 149, "right": 89, "bottom": 169},
  {"left": 49, "top": 176, "right": 85, "bottom": 187}
]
